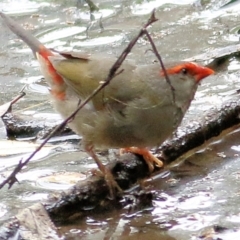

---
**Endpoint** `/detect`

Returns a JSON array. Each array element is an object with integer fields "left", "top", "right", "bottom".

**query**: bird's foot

[
  {"left": 90, "top": 167, "right": 122, "bottom": 199},
  {"left": 86, "top": 145, "right": 122, "bottom": 199},
  {"left": 104, "top": 168, "right": 123, "bottom": 199},
  {"left": 121, "top": 147, "right": 163, "bottom": 172}
]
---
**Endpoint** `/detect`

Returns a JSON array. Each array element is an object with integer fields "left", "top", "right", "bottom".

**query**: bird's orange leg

[
  {"left": 85, "top": 145, "right": 122, "bottom": 198},
  {"left": 121, "top": 147, "right": 163, "bottom": 172}
]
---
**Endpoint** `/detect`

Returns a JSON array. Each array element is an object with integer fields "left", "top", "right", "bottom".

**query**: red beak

[{"left": 193, "top": 64, "right": 215, "bottom": 82}]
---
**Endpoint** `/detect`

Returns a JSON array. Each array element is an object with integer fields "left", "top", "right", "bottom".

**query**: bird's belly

[
  {"left": 82, "top": 104, "right": 183, "bottom": 149},
  {"left": 120, "top": 104, "right": 183, "bottom": 148},
  {"left": 51, "top": 94, "right": 183, "bottom": 150}
]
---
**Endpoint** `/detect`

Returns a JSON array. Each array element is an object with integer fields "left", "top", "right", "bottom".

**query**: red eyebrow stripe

[{"left": 160, "top": 62, "right": 214, "bottom": 82}]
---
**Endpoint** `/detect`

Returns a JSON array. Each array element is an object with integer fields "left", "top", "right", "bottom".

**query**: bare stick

[
  {"left": 144, "top": 30, "right": 175, "bottom": 103},
  {"left": 10, "top": 90, "right": 26, "bottom": 106},
  {"left": 1, "top": 88, "right": 26, "bottom": 117},
  {"left": 0, "top": 10, "right": 159, "bottom": 189}
]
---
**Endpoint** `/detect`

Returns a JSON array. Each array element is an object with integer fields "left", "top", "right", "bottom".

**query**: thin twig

[
  {"left": 1, "top": 87, "right": 26, "bottom": 118},
  {"left": 144, "top": 30, "right": 175, "bottom": 103},
  {"left": 0, "top": 10, "right": 158, "bottom": 189},
  {"left": 10, "top": 91, "right": 26, "bottom": 106}
]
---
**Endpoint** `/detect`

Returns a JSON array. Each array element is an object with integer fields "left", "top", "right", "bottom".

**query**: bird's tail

[
  {"left": 0, "top": 12, "right": 51, "bottom": 56},
  {"left": 0, "top": 12, "right": 67, "bottom": 100}
]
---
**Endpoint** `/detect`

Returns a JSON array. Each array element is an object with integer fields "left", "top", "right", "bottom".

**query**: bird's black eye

[{"left": 181, "top": 68, "right": 188, "bottom": 74}]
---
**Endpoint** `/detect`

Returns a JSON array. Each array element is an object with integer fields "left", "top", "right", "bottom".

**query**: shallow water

[{"left": 1, "top": 0, "right": 240, "bottom": 239}]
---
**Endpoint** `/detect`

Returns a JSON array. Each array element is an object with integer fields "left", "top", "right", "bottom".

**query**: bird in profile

[{"left": 0, "top": 12, "right": 214, "bottom": 197}]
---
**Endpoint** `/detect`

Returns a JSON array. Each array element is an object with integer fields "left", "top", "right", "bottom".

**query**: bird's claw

[{"left": 121, "top": 147, "right": 163, "bottom": 172}]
